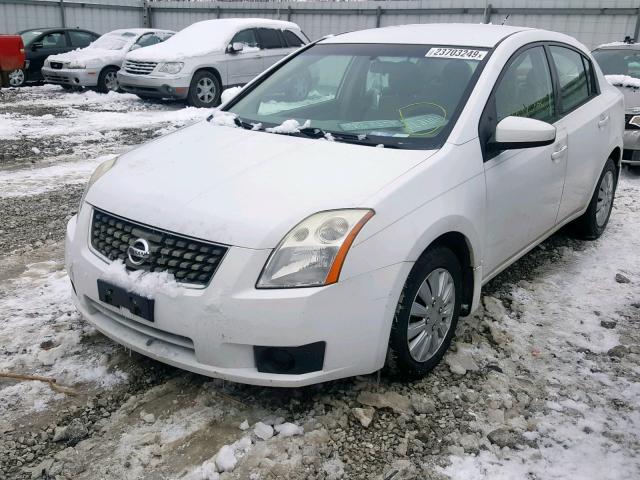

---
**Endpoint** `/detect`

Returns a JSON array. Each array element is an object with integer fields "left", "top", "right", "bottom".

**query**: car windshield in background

[
  {"left": 227, "top": 43, "right": 489, "bottom": 149},
  {"left": 19, "top": 30, "right": 43, "bottom": 45},
  {"left": 90, "top": 32, "right": 136, "bottom": 50},
  {"left": 593, "top": 48, "right": 640, "bottom": 78}
]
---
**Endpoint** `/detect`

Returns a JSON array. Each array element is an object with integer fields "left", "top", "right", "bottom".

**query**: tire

[
  {"left": 187, "top": 71, "right": 221, "bottom": 108},
  {"left": 571, "top": 158, "right": 617, "bottom": 240},
  {"left": 386, "top": 246, "right": 463, "bottom": 379},
  {"left": 8, "top": 69, "right": 26, "bottom": 87},
  {"left": 97, "top": 66, "right": 120, "bottom": 94}
]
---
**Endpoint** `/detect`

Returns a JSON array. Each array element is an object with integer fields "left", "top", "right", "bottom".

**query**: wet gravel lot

[{"left": 1, "top": 85, "right": 639, "bottom": 480}]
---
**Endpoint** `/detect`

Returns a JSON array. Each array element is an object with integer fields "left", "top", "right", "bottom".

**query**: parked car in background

[
  {"left": 67, "top": 24, "right": 623, "bottom": 387},
  {"left": 0, "top": 35, "right": 25, "bottom": 88},
  {"left": 10, "top": 27, "right": 100, "bottom": 87},
  {"left": 42, "top": 28, "right": 174, "bottom": 93},
  {"left": 118, "top": 18, "right": 308, "bottom": 107},
  {"left": 593, "top": 38, "right": 640, "bottom": 165}
]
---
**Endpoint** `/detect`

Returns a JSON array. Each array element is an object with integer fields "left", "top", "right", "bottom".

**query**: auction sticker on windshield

[{"left": 426, "top": 47, "right": 487, "bottom": 60}]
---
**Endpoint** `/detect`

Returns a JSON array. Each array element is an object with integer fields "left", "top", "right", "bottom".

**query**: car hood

[
  {"left": 87, "top": 121, "right": 435, "bottom": 249},
  {"left": 49, "top": 47, "right": 123, "bottom": 67}
]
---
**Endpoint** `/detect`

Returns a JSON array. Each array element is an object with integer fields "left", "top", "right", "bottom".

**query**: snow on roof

[
  {"left": 127, "top": 18, "right": 300, "bottom": 62},
  {"left": 321, "top": 23, "right": 530, "bottom": 48}
]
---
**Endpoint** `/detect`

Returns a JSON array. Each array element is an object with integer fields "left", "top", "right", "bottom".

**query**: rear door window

[
  {"left": 549, "top": 46, "right": 592, "bottom": 113},
  {"left": 41, "top": 32, "right": 68, "bottom": 48},
  {"left": 257, "top": 28, "right": 285, "bottom": 49},
  {"left": 69, "top": 30, "right": 95, "bottom": 48}
]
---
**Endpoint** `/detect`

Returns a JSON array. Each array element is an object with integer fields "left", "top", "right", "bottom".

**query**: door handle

[
  {"left": 598, "top": 115, "right": 609, "bottom": 128},
  {"left": 551, "top": 145, "right": 568, "bottom": 162}
]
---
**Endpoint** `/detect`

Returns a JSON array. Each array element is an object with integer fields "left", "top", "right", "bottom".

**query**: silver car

[
  {"left": 42, "top": 29, "right": 174, "bottom": 93},
  {"left": 593, "top": 39, "right": 640, "bottom": 165},
  {"left": 117, "top": 18, "right": 308, "bottom": 107}
]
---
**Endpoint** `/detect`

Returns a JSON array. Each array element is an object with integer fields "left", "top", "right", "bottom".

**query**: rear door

[
  {"left": 256, "top": 28, "right": 290, "bottom": 71},
  {"left": 549, "top": 45, "right": 612, "bottom": 221},
  {"left": 481, "top": 45, "right": 567, "bottom": 278},
  {"left": 225, "top": 28, "right": 263, "bottom": 86},
  {"left": 29, "top": 30, "right": 70, "bottom": 80}
]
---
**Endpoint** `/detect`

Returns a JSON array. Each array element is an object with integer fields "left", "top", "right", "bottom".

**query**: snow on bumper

[
  {"left": 117, "top": 71, "right": 191, "bottom": 99},
  {"left": 65, "top": 207, "right": 409, "bottom": 387},
  {"left": 42, "top": 66, "right": 99, "bottom": 87}
]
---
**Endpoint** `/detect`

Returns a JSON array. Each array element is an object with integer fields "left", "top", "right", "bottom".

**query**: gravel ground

[{"left": 0, "top": 86, "right": 638, "bottom": 480}]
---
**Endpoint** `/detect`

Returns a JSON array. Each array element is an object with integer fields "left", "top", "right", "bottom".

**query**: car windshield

[
  {"left": 593, "top": 48, "right": 640, "bottom": 78},
  {"left": 90, "top": 32, "right": 136, "bottom": 50},
  {"left": 19, "top": 30, "right": 43, "bottom": 45},
  {"left": 226, "top": 43, "right": 488, "bottom": 149}
]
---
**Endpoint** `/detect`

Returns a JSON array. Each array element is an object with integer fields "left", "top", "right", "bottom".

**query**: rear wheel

[
  {"left": 571, "top": 158, "right": 617, "bottom": 239},
  {"left": 97, "top": 66, "right": 120, "bottom": 93},
  {"left": 187, "top": 71, "right": 221, "bottom": 108},
  {"left": 387, "top": 246, "right": 462, "bottom": 379},
  {"left": 8, "top": 69, "right": 26, "bottom": 87}
]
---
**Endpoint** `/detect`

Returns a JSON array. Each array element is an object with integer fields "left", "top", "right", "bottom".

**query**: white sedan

[
  {"left": 66, "top": 24, "right": 623, "bottom": 386},
  {"left": 42, "top": 28, "right": 174, "bottom": 93}
]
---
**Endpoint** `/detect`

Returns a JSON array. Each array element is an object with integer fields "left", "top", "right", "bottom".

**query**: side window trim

[
  {"left": 479, "top": 41, "right": 554, "bottom": 162},
  {"left": 546, "top": 42, "right": 600, "bottom": 118}
]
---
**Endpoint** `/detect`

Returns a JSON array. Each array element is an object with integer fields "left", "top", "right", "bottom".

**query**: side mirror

[
  {"left": 31, "top": 42, "right": 43, "bottom": 51},
  {"left": 489, "top": 116, "right": 556, "bottom": 151},
  {"left": 227, "top": 42, "right": 244, "bottom": 54}
]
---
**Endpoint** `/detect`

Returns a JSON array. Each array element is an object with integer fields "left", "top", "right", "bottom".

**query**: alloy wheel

[
  {"left": 595, "top": 170, "right": 614, "bottom": 227},
  {"left": 196, "top": 77, "right": 216, "bottom": 104},
  {"left": 104, "top": 71, "right": 119, "bottom": 92},
  {"left": 407, "top": 268, "right": 455, "bottom": 362},
  {"left": 8, "top": 69, "right": 24, "bottom": 87}
]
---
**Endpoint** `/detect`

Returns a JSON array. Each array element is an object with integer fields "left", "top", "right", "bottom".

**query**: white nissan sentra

[{"left": 66, "top": 24, "right": 623, "bottom": 386}]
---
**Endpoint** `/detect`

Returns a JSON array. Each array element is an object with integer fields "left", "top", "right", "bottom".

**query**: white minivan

[
  {"left": 67, "top": 24, "right": 623, "bottom": 387},
  {"left": 117, "top": 18, "right": 308, "bottom": 107}
]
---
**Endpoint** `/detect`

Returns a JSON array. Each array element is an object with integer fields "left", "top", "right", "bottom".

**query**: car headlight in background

[
  {"left": 78, "top": 157, "right": 118, "bottom": 217},
  {"left": 257, "top": 209, "right": 375, "bottom": 288},
  {"left": 157, "top": 62, "right": 184, "bottom": 74}
]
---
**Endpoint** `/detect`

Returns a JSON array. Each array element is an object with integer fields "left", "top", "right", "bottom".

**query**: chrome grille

[
  {"left": 123, "top": 60, "right": 158, "bottom": 75},
  {"left": 91, "top": 209, "right": 228, "bottom": 286}
]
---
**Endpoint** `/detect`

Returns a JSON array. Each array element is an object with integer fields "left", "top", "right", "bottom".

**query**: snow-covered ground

[{"left": 0, "top": 85, "right": 639, "bottom": 480}]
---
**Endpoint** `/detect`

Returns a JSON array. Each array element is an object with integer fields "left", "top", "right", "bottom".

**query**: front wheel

[
  {"left": 571, "top": 158, "right": 617, "bottom": 240},
  {"left": 187, "top": 71, "right": 221, "bottom": 108},
  {"left": 97, "top": 66, "right": 120, "bottom": 93},
  {"left": 8, "top": 69, "right": 26, "bottom": 87},
  {"left": 386, "top": 246, "right": 462, "bottom": 379}
]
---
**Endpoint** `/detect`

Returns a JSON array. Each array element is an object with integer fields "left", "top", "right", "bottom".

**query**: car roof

[
  {"left": 189, "top": 18, "right": 301, "bottom": 32},
  {"left": 18, "top": 27, "right": 97, "bottom": 34},
  {"left": 320, "top": 23, "right": 531, "bottom": 48},
  {"left": 594, "top": 41, "right": 640, "bottom": 51},
  {"left": 105, "top": 28, "right": 174, "bottom": 36}
]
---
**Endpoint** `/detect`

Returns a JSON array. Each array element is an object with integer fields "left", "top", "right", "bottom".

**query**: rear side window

[
  {"left": 69, "top": 30, "right": 95, "bottom": 48},
  {"left": 549, "top": 46, "right": 591, "bottom": 113},
  {"left": 494, "top": 46, "right": 556, "bottom": 123},
  {"left": 283, "top": 30, "right": 304, "bottom": 47},
  {"left": 257, "top": 28, "right": 285, "bottom": 49},
  {"left": 231, "top": 29, "right": 259, "bottom": 49}
]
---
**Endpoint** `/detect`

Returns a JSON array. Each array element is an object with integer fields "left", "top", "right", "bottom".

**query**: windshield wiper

[{"left": 233, "top": 116, "right": 261, "bottom": 131}]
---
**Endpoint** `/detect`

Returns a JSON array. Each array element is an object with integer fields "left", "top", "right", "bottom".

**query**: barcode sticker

[{"left": 426, "top": 47, "right": 488, "bottom": 61}]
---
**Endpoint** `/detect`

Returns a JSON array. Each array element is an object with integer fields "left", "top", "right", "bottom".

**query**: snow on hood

[
  {"left": 126, "top": 18, "right": 300, "bottom": 62},
  {"left": 605, "top": 74, "right": 640, "bottom": 89},
  {"left": 86, "top": 121, "right": 434, "bottom": 249},
  {"left": 48, "top": 47, "right": 125, "bottom": 68}
]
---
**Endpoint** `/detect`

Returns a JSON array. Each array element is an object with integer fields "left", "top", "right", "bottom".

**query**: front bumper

[
  {"left": 65, "top": 206, "right": 409, "bottom": 387},
  {"left": 42, "top": 66, "right": 98, "bottom": 87},
  {"left": 117, "top": 71, "right": 191, "bottom": 99}
]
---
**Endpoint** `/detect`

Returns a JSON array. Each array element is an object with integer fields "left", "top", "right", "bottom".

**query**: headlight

[
  {"left": 66, "top": 63, "right": 86, "bottom": 69},
  {"left": 257, "top": 209, "right": 374, "bottom": 288},
  {"left": 78, "top": 157, "right": 118, "bottom": 217},
  {"left": 157, "top": 62, "right": 184, "bottom": 74}
]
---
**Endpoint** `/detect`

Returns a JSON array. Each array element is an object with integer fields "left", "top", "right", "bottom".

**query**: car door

[
  {"left": 256, "top": 28, "right": 290, "bottom": 71},
  {"left": 549, "top": 45, "right": 612, "bottom": 221},
  {"left": 481, "top": 45, "right": 568, "bottom": 279},
  {"left": 225, "top": 28, "right": 263, "bottom": 87},
  {"left": 29, "top": 31, "right": 70, "bottom": 80}
]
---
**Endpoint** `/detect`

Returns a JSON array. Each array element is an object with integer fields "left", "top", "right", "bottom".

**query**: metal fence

[{"left": 2, "top": 0, "right": 640, "bottom": 49}]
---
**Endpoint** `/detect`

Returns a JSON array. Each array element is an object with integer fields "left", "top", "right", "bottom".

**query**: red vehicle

[{"left": 0, "top": 35, "right": 25, "bottom": 87}]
